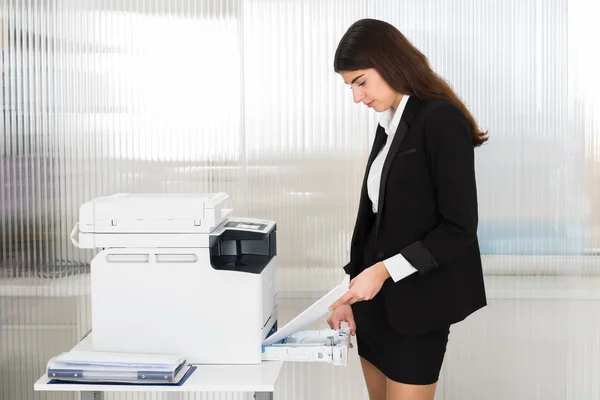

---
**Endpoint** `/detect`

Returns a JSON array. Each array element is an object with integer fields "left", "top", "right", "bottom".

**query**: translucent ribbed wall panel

[
  {"left": 370, "top": 0, "right": 586, "bottom": 261},
  {"left": 241, "top": 0, "right": 369, "bottom": 293},
  {"left": 1, "top": 1, "right": 250, "bottom": 399},
  {"left": 2, "top": 0, "right": 600, "bottom": 400}
]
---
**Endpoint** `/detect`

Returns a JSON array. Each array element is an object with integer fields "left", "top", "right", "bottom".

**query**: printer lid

[{"left": 78, "top": 192, "right": 230, "bottom": 235}]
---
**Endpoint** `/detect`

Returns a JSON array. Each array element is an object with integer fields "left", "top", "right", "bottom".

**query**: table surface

[{"left": 34, "top": 333, "right": 284, "bottom": 393}]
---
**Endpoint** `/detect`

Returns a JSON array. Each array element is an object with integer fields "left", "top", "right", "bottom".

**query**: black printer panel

[{"left": 209, "top": 227, "right": 276, "bottom": 274}]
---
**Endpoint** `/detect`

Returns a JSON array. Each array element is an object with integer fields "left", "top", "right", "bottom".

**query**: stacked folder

[{"left": 46, "top": 350, "right": 190, "bottom": 384}]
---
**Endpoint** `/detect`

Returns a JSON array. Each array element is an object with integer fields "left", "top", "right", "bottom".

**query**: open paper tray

[
  {"left": 262, "top": 328, "right": 350, "bottom": 366},
  {"left": 48, "top": 365, "right": 195, "bottom": 386},
  {"left": 262, "top": 276, "right": 350, "bottom": 346}
]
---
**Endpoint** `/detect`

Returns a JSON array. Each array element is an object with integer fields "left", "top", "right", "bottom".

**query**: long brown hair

[{"left": 334, "top": 19, "right": 488, "bottom": 146}]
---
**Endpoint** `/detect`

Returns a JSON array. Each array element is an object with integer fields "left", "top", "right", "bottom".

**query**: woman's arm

[{"left": 400, "top": 101, "right": 479, "bottom": 275}]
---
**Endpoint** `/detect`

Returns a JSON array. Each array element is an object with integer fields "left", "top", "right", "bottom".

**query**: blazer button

[{"left": 377, "top": 251, "right": 384, "bottom": 259}]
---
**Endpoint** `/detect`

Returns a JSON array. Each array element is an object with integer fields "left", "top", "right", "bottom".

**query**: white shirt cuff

[{"left": 383, "top": 253, "right": 418, "bottom": 282}]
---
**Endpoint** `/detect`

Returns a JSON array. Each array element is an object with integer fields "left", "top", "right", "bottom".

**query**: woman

[{"left": 327, "top": 19, "right": 488, "bottom": 400}]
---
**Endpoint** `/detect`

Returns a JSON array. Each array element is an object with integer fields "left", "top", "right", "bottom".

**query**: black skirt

[{"left": 351, "top": 222, "right": 450, "bottom": 385}]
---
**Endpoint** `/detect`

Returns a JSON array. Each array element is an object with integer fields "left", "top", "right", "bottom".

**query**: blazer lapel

[
  {"left": 374, "top": 95, "right": 424, "bottom": 236},
  {"left": 348, "top": 125, "right": 387, "bottom": 260},
  {"left": 375, "top": 119, "right": 410, "bottom": 235},
  {"left": 358, "top": 126, "right": 387, "bottom": 211}
]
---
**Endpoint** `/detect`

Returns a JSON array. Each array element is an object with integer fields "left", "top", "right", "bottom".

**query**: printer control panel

[
  {"left": 224, "top": 217, "right": 273, "bottom": 233},
  {"left": 225, "top": 221, "right": 267, "bottom": 231},
  {"left": 216, "top": 217, "right": 276, "bottom": 241}
]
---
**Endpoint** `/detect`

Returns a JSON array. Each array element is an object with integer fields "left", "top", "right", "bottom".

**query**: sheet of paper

[
  {"left": 55, "top": 350, "right": 185, "bottom": 369},
  {"left": 262, "top": 275, "right": 350, "bottom": 345}
]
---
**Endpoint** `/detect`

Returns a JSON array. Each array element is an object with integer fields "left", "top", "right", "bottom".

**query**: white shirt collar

[{"left": 377, "top": 95, "right": 410, "bottom": 136}]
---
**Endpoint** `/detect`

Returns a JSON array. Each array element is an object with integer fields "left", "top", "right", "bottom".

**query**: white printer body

[
  {"left": 72, "top": 193, "right": 350, "bottom": 366},
  {"left": 73, "top": 193, "right": 278, "bottom": 364}
]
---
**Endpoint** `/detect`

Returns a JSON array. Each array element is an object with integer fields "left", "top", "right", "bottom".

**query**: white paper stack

[{"left": 46, "top": 350, "right": 189, "bottom": 384}]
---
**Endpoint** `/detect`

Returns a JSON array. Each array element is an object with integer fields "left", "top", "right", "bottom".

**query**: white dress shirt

[{"left": 367, "top": 95, "right": 418, "bottom": 282}]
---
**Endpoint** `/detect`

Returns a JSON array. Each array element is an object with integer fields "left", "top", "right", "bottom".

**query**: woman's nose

[{"left": 352, "top": 88, "right": 364, "bottom": 104}]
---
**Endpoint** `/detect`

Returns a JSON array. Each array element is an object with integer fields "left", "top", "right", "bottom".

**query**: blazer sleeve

[
  {"left": 400, "top": 101, "right": 479, "bottom": 275},
  {"left": 343, "top": 261, "right": 353, "bottom": 275}
]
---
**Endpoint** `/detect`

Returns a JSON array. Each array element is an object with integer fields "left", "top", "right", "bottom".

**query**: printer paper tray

[{"left": 261, "top": 327, "right": 350, "bottom": 366}]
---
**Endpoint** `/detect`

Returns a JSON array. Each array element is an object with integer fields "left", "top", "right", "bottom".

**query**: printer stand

[
  {"left": 82, "top": 392, "right": 103, "bottom": 400},
  {"left": 35, "top": 333, "right": 284, "bottom": 400},
  {"left": 79, "top": 391, "right": 273, "bottom": 400},
  {"left": 255, "top": 393, "right": 273, "bottom": 400}
]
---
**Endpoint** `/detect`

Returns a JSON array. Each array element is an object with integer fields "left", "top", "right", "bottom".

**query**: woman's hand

[
  {"left": 329, "top": 262, "right": 390, "bottom": 310},
  {"left": 327, "top": 304, "right": 356, "bottom": 336}
]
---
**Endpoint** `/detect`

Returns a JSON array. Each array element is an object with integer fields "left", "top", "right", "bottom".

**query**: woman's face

[{"left": 339, "top": 68, "right": 401, "bottom": 112}]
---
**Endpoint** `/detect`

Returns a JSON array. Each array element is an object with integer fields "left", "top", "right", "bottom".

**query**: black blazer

[{"left": 343, "top": 96, "right": 487, "bottom": 335}]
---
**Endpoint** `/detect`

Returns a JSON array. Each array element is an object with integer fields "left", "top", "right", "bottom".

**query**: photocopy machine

[{"left": 70, "top": 193, "right": 350, "bottom": 365}]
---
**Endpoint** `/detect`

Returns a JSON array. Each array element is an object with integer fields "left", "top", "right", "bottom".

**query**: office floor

[{"left": 1, "top": 276, "right": 599, "bottom": 400}]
